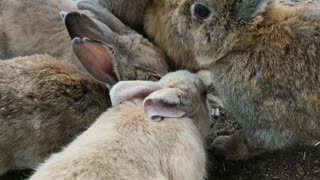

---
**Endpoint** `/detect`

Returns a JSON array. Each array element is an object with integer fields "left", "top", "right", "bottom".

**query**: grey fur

[
  {"left": 233, "top": 0, "right": 269, "bottom": 23},
  {"left": 0, "top": 0, "right": 168, "bottom": 79},
  {"left": 63, "top": 11, "right": 168, "bottom": 83},
  {"left": 91, "top": 0, "right": 149, "bottom": 31}
]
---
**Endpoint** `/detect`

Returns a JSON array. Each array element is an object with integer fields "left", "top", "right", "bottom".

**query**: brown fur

[
  {"left": 144, "top": 0, "right": 199, "bottom": 72},
  {"left": 0, "top": 54, "right": 109, "bottom": 175},
  {"left": 171, "top": 0, "right": 320, "bottom": 159},
  {"left": 0, "top": 0, "right": 83, "bottom": 70}
]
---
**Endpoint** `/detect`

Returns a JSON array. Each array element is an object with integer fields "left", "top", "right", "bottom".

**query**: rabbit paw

[{"left": 211, "top": 135, "right": 249, "bottom": 160}]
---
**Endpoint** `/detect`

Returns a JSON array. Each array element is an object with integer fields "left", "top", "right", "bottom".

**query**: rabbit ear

[
  {"left": 233, "top": 0, "right": 270, "bottom": 23},
  {"left": 63, "top": 11, "right": 106, "bottom": 40},
  {"left": 77, "top": 1, "right": 133, "bottom": 35},
  {"left": 197, "top": 70, "right": 213, "bottom": 88},
  {"left": 72, "top": 38, "right": 117, "bottom": 85},
  {"left": 110, "top": 81, "right": 161, "bottom": 106},
  {"left": 143, "top": 88, "right": 193, "bottom": 122}
]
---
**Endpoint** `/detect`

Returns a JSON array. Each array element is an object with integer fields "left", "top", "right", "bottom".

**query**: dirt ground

[
  {"left": 206, "top": 94, "right": 320, "bottom": 180},
  {"left": 1, "top": 0, "right": 320, "bottom": 180}
]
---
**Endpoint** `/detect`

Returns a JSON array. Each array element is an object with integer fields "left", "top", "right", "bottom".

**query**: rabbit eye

[
  {"left": 148, "top": 74, "right": 162, "bottom": 81},
  {"left": 193, "top": 4, "right": 211, "bottom": 20}
]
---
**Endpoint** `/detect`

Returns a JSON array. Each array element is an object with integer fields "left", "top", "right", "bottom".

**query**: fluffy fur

[
  {"left": 92, "top": 0, "right": 149, "bottom": 31},
  {"left": 144, "top": 0, "right": 199, "bottom": 72},
  {"left": 0, "top": 0, "right": 168, "bottom": 78},
  {"left": 172, "top": 0, "right": 320, "bottom": 159},
  {"left": 80, "top": 0, "right": 199, "bottom": 72},
  {"left": 0, "top": 54, "right": 109, "bottom": 175},
  {"left": 29, "top": 70, "right": 211, "bottom": 180},
  {"left": 0, "top": 0, "right": 80, "bottom": 68}
]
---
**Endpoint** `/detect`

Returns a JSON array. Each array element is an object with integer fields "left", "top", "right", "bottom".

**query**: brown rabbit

[
  {"left": 0, "top": 54, "right": 109, "bottom": 176},
  {"left": 29, "top": 70, "right": 212, "bottom": 180},
  {"left": 0, "top": 11, "right": 167, "bottom": 175},
  {"left": 168, "top": 0, "right": 320, "bottom": 160},
  {"left": 0, "top": 0, "right": 81, "bottom": 67},
  {"left": 0, "top": 0, "right": 168, "bottom": 78},
  {"left": 144, "top": 0, "right": 199, "bottom": 72}
]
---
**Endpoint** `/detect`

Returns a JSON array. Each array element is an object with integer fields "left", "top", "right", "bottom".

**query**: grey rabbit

[
  {"left": 78, "top": 0, "right": 200, "bottom": 72},
  {"left": 62, "top": 10, "right": 168, "bottom": 83},
  {"left": 0, "top": 11, "right": 166, "bottom": 175},
  {"left": 0, "top": 0, "right": 168, "bottom": 78},
  {"left": 169, "top": 0, "right": 320, "bottom": 160}
]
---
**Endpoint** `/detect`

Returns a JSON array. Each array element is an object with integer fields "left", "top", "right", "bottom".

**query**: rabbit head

[
  {"left": 172, "top": 0, "right": 271, "bottom": 66},
  {"left": 110, "top": 70, "right": 212, "bottom": 138},
  {"left": 61, "top": 10, "right": 168, "bottom": 86}
]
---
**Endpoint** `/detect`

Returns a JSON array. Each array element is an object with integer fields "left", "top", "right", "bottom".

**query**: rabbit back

[{"left": 0, "top": 55, "right": 109, "bottom": 172}]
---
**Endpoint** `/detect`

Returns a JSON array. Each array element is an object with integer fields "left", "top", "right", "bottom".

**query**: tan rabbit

[
  {"left": 29, "top": 70, "right": 212, "bottom": 180},
  {"left": 168, "top": 0, "right": 320, "bottom": 160},
  {"left": 0, "top": 11, "right": 168, "bottom": 176},
  {"left": 0, "top": 0, "right": 168, "bottom": 78}
]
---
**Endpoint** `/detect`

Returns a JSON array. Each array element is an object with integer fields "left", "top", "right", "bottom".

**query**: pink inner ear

[
  {"left": 143, "top": 99, "right": 187, "bottom": 122},
  {"left": 89, "top": 43, "right": 116, "bottom": 79},
  {"left": 73, "top": 38, "right": 117, "bottom": 85},
  {"left": 110, "top": 81, "right": 161, "bottom": 106}
]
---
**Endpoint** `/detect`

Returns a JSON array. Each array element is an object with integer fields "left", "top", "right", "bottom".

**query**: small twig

[
  {"left": 303, "top": 152, "right": 306, "bottom": 161},
  {"left": 315, "top": 141, "right": 320, "bottom": 147},
  {"left": 312, "top": 170, "right": 320, "bottom": 174}
]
